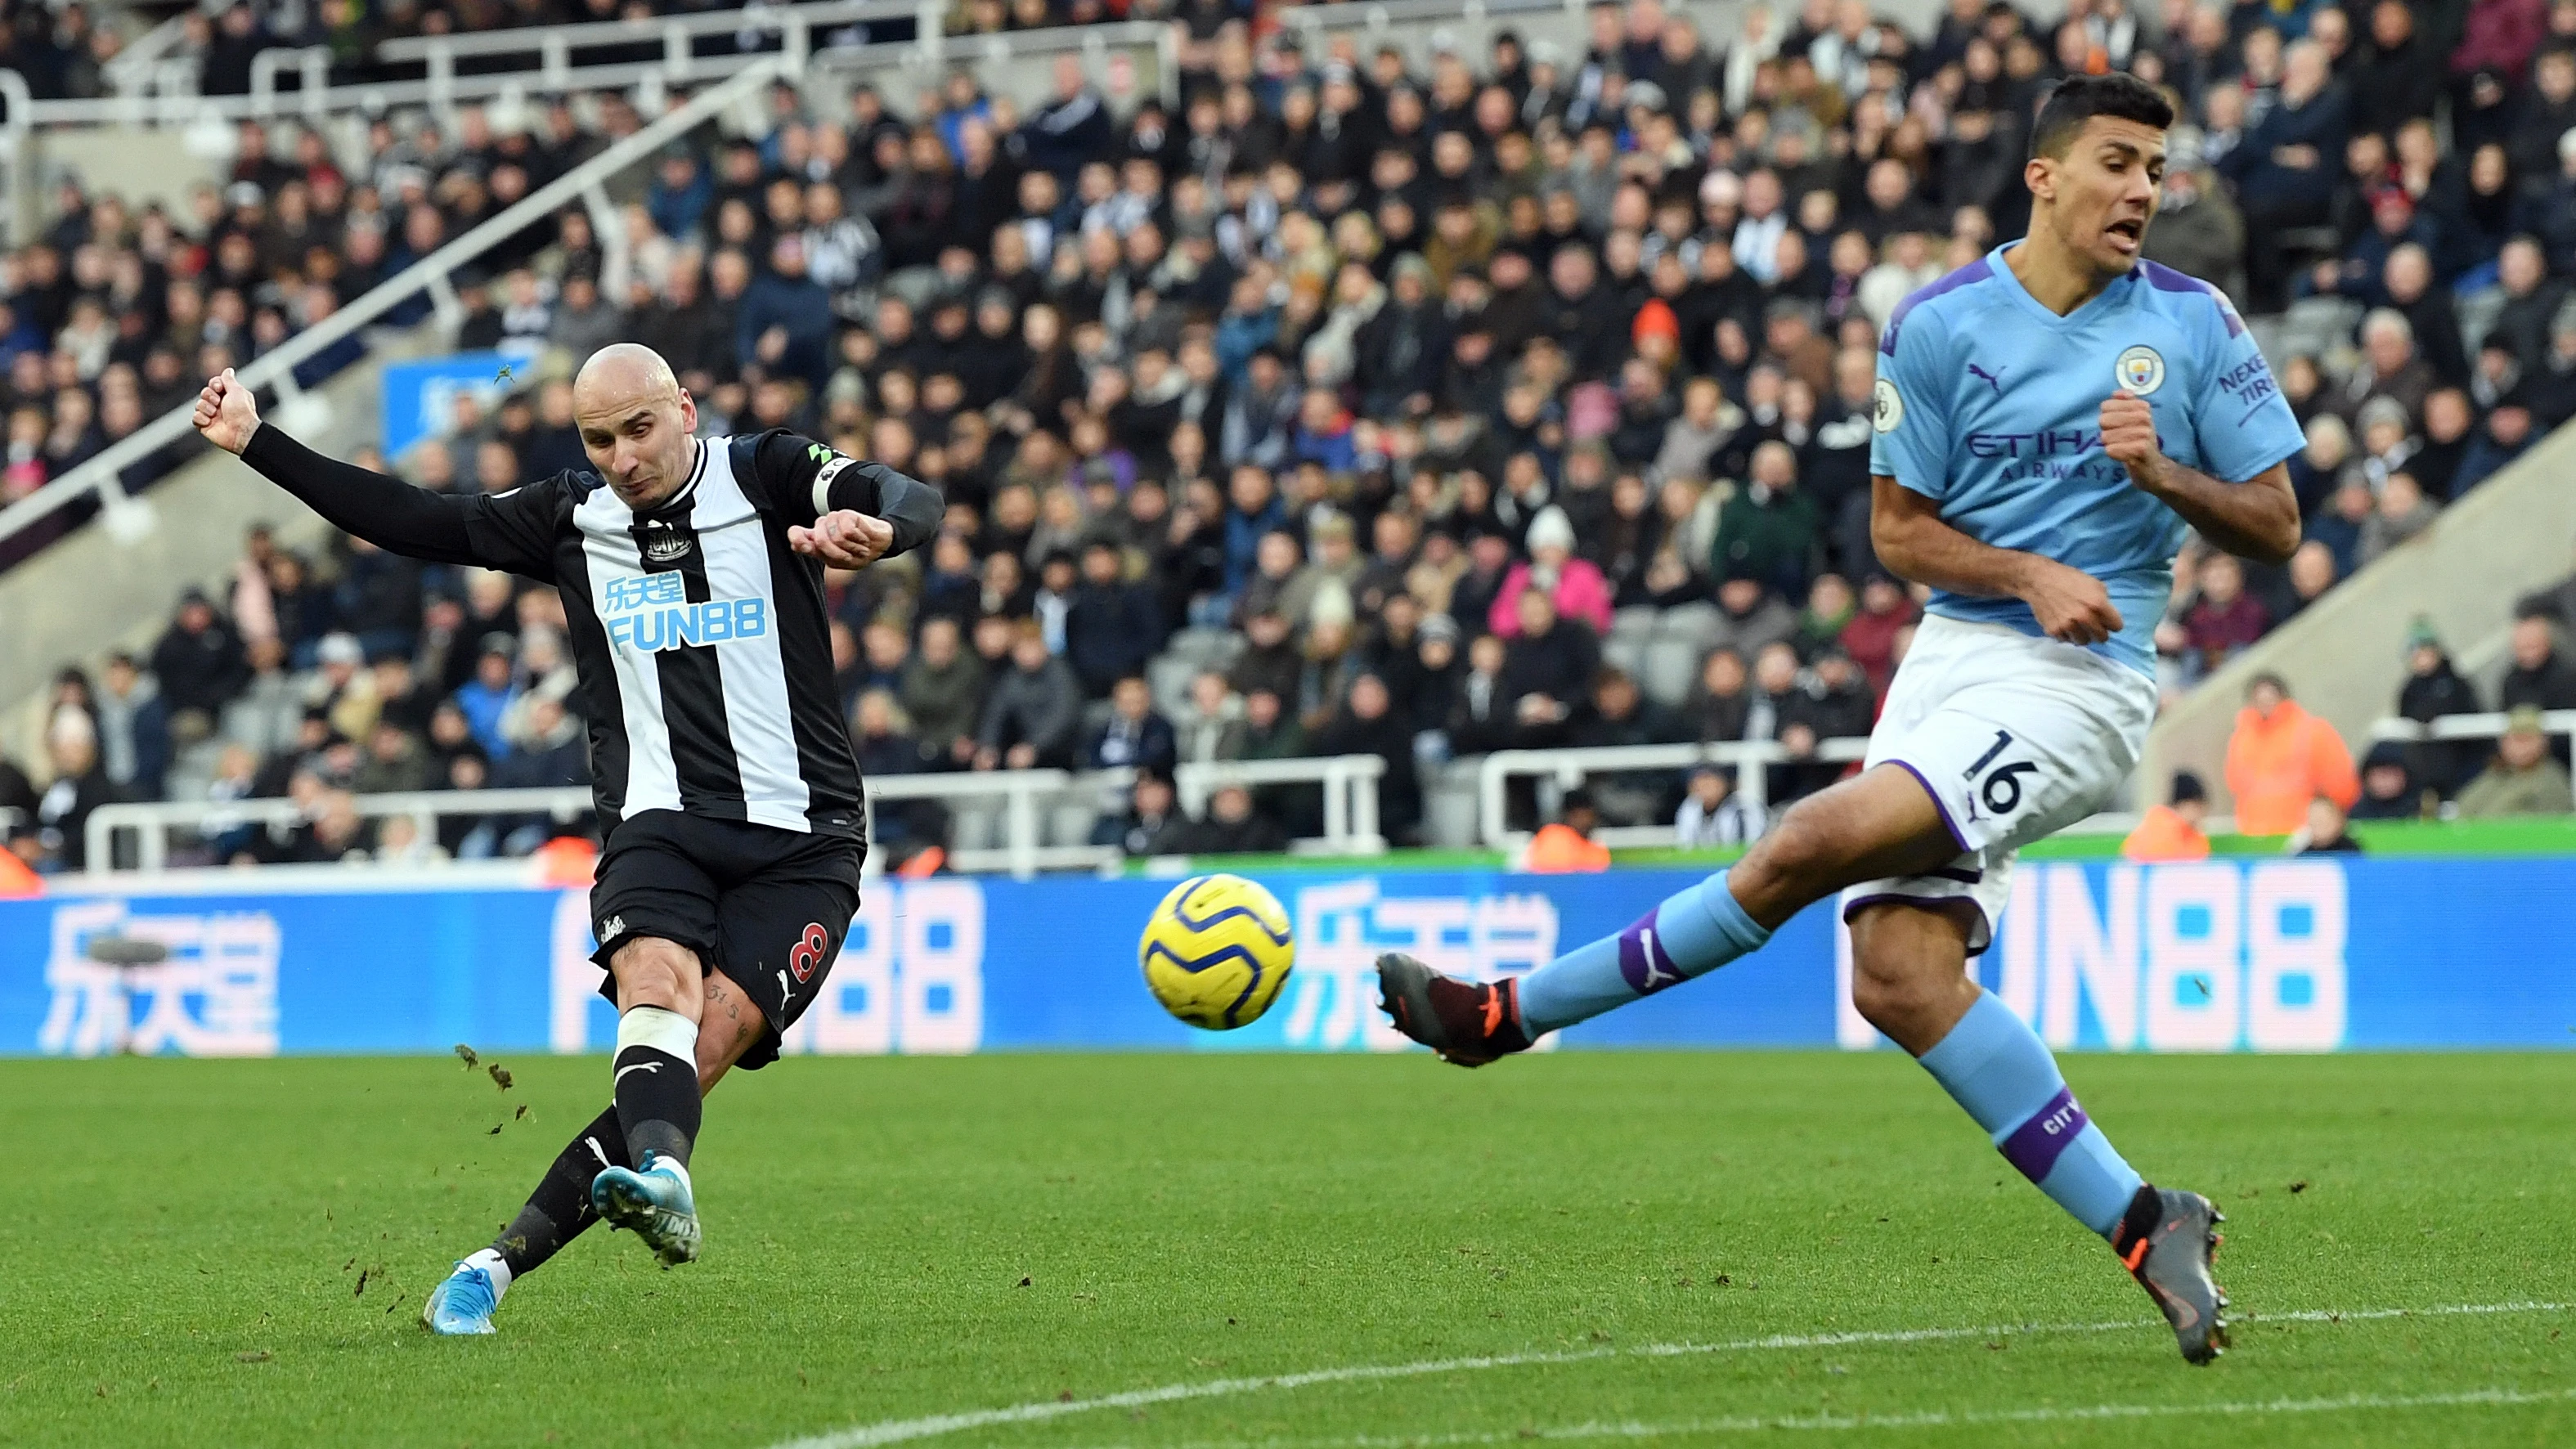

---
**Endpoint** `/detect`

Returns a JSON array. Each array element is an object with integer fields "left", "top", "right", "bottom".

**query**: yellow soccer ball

[{"left": 1139, "top": 873, "right": 1295, "bottom": 1030}]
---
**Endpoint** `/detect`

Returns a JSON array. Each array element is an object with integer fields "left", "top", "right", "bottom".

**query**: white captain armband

[{"left": 810, "top": 453, "right": 855, "bottom": 517}]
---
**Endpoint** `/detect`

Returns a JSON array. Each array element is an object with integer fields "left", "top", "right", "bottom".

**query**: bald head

[
  {"left": 574, "top": 342, "right": 680, "bottom": 409},
  {"left": 573, "top": 342, "right": 698, "bottom": 507}
]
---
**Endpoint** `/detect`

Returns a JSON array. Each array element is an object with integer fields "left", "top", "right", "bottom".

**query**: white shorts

[{"left": 1840, "top": 613, "right": 2156, "bottom": 952}]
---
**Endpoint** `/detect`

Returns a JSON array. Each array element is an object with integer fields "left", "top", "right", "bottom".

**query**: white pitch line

[
  {"left": 764, "top": 1301, "right": 2570, "bottom": 1449},
  {"left": 1057, "top": 1384, "right": 2576, "bottom": 1449}
]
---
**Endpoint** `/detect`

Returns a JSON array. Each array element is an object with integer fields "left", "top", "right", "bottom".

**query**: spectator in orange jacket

[
  {"left": 1524, "top": 787, "right": 1613, "bottom": 873},
  {"left": 0, "top": 819, "right": 43, "bottom": 895},
  {"left": 2122, "top": 771, "right": 2213, "bottom": 861},
  {"left": 2224, "top": 674, "right": 2359, "bottom": 835}
]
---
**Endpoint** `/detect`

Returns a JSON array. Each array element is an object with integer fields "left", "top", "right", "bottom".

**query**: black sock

[
  {"left": 491, "top": 1106, "right": 628, "bottom": 1279},
  {"left": 612, "top": 1006, "right": 701, "bottom": 1169},
  {"left": 2113, "top": 1183, "right": 2164, "bottom": 1254}
]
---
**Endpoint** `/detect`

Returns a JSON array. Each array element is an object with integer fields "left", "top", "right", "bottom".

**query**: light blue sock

[
  {"left": 1515, "top": 869, "right": 1772, "bottom": 1034},
  {"left": 1915, "top": 991, "right": 2145, "bottom": 1237}
]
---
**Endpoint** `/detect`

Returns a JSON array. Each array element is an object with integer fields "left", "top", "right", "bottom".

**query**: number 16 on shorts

[{"left": 1963, "top": 729, "right": 2040, "bottom": 818}]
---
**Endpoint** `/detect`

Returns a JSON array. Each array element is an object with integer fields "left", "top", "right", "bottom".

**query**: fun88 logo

[{"left": 601, "top": 572, "right": 767, "bottom": 653}]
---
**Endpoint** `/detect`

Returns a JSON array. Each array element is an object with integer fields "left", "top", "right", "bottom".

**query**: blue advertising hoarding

[
  {"left": 2, "top": 858, "right": 2569, "bottom": 1058},
  {"left": 379, "top": 351, "right": 514, "bottom": 460}
]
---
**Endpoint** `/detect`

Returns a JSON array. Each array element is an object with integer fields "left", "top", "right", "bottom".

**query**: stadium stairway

[
  {"left": 0, "top": 329, "right": 441, "bottom": 769},
  {"left": 2139, "top": 419, "right": 2576, "bottom": 814}
]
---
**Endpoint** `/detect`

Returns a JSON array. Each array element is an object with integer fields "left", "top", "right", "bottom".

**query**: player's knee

[
  {"left": 1738, "top": 800, "right": 1838, "bottom": 904},
  {"left": 1847, "top": 904, "right": 1977, "bottom": 1039},
  {"left": 609, "top": 936, "right": 701, "bottom": 1014},
  {"left": 1848, "top": 949, "right": 1936, "bottom": 1032}
]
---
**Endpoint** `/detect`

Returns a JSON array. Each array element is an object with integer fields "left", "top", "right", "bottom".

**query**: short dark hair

[{"left": 2029, "top": 73, "right": 2175, "bottom": 159}]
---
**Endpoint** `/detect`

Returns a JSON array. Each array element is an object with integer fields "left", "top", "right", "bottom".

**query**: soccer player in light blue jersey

[{"left": 1376, "top": 74, "right": 2305, "bottom": 1366}]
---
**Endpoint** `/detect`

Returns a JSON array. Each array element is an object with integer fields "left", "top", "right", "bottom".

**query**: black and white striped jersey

[{"left": 239, "top": 424, "right": 944, "bottom": 840}]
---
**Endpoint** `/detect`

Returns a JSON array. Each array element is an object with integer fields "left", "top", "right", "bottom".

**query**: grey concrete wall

[
  {"left": 33, "top": 123, "right": 227, "bottom": 224},
  {"left": 2139, "top": 420, "right": 2576, "bottom": 809}
]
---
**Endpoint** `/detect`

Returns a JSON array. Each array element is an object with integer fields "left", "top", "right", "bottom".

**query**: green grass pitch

[{"left": 2, "top": 1051, "right": 2570, "bottom": 1447}]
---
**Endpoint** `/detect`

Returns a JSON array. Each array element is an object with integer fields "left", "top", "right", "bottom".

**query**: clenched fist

[
  {"left": 2015, "top": 554, "right": 2124, "bottom": 647},
  {"left": 788, "top": 509, "right": 895, "bottom": 567},
  {"left": 194, "top": 368, "right": 261, "bottom": 455},
  {"left": 2098, "top": 390, "right": 2167, "bottom": 491}
]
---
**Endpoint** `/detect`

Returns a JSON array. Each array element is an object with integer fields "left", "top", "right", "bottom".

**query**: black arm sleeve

[
  {"left": 241, "top": 424, "right": 562, "bottom": 577},
  {"left": 749, "top": 428, "right": 945, "bottom": 560},
  {"left": 828, "top": 460, "right": 945, "bottom": 559}
]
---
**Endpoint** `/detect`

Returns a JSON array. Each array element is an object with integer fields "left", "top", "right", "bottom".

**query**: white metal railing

[
  {"left": 81, "top": 755, "right": 1390, "bottom": 881},
  {"left": 872, "top": 754, "right": 1389, "bottom": 877},
  {"left": 375, "top": 0, "right": 909, "bottom": 70},
  {"left": 87, "top": 785, "right": 593, "bottom": 873},
  {"left": 1267, "top": 0, "right": 1573, "bottom": 46},
  {"left": 1176, "top": 755, "right": 1384, "bottom": 850},
  {"left": 864, "top": 768, "right": 1070, "bottom": 879},
  {"left": 8, "top": 0, "right": 901, "bottom": 127},
  {"left": 101, "top": 11, "right": 199, "bottom": 92},
  {"left": 2370, "top": 709, "right": 2576, "bottom": 742},
  {"left": 1476, "top": 738, "right": 1874, "bottom": 850},
  {"left": 0, "top": 56, "right": 788, "bottom": 556},
  {"left": 16, "top": 0, "right": 1573, "bottom": 130}
]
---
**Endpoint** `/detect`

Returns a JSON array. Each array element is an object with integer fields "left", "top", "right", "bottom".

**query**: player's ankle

[
  {"left": 462, "top": 1247, "right": 514, "bottom": 1301},
  {"left": 2111, "top": 1184, "right": 2163, "bottom": 1250}
]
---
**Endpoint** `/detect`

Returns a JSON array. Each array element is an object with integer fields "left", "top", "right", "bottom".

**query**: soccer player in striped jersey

[{"left": 195, "top": 343, "right": 942, "bottom": 1334}]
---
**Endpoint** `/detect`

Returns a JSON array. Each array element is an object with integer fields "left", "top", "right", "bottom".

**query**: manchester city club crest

[{"left": 2115, "top": 344, "right": 2165, "bottom": 396}]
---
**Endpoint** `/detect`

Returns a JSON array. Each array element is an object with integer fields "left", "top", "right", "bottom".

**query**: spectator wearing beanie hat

[
  {"left": 1489, "top": 505, "right": 1613, "bottom": 639},
  {"left": 1631, "top": 298, "right": 1683, "bottom": 368}
]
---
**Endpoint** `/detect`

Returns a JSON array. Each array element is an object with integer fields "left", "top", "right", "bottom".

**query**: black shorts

[{"left": 588, "top": 811, "right": 866, "bottom": 1071}]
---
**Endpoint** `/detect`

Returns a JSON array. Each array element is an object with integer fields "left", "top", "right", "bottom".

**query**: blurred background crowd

[{"left": 11, "top": 0, "right": 2576, "bottom": 873}]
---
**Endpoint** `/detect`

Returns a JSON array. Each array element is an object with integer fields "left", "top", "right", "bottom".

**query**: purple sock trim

[
  {"left": 1887, "top": 759, "right": 1972, "bottom": 855},
  {"left": 1615, "top": 909, "right": 1685, "bottom": 995},
  {"left": 1997, "top": 1086, "right": 2089, "bottom": 1183}
]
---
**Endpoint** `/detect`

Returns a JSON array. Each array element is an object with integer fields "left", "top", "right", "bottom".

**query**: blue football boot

[
  {"left": 590, "top": 1150, "right": 701, "bottom": 1266},
  {"left": 420, "top": 1262, "right": 500, "bottom": 1335}
]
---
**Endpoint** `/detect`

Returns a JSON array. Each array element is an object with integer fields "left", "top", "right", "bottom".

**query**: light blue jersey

[{"left": 1869, "top": 243, "right": 2304, "bottom": 677}]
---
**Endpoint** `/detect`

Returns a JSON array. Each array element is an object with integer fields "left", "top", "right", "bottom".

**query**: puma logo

[
  {"left": 1635, "top": 930, "right": 1679, "bottom": 990},
  {"left": 614, "top": 1061, "right": 663, "bottom": 1084},
  {"left": 1617, "top": 913, "right": 1683, "bottom": 994},
  {"left": 1967, "top": 362, "right": 2006, "bottom": 397}
]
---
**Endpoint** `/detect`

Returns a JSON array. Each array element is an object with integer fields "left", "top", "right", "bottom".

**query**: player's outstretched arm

[
  {"left": 2099, "top": 392, "right": 2300, "bottom": 564},
  {"left": 195, "top": 369, "right": 491, "bottom": 567},
  {"left": 1871, "top": 476, "right": 2125, "bottom": 647}
]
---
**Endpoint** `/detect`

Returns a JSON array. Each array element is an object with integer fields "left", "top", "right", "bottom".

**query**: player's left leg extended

[
  {"left": 1380, "top": 617, "right": 2142, "bottom": 1061},
  {"left": 1378, "top": 764, "right": 1962, "bottom": 1064}
]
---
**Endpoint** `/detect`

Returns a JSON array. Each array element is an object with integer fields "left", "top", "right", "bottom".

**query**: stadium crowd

[{"left": 11, "top": 0, "right": 2576, "bottom": 874}]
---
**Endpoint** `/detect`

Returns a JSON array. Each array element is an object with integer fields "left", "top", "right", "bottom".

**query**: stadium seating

[{"left": 9, "top": 0, "right": 2576, "bottom": 877}]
